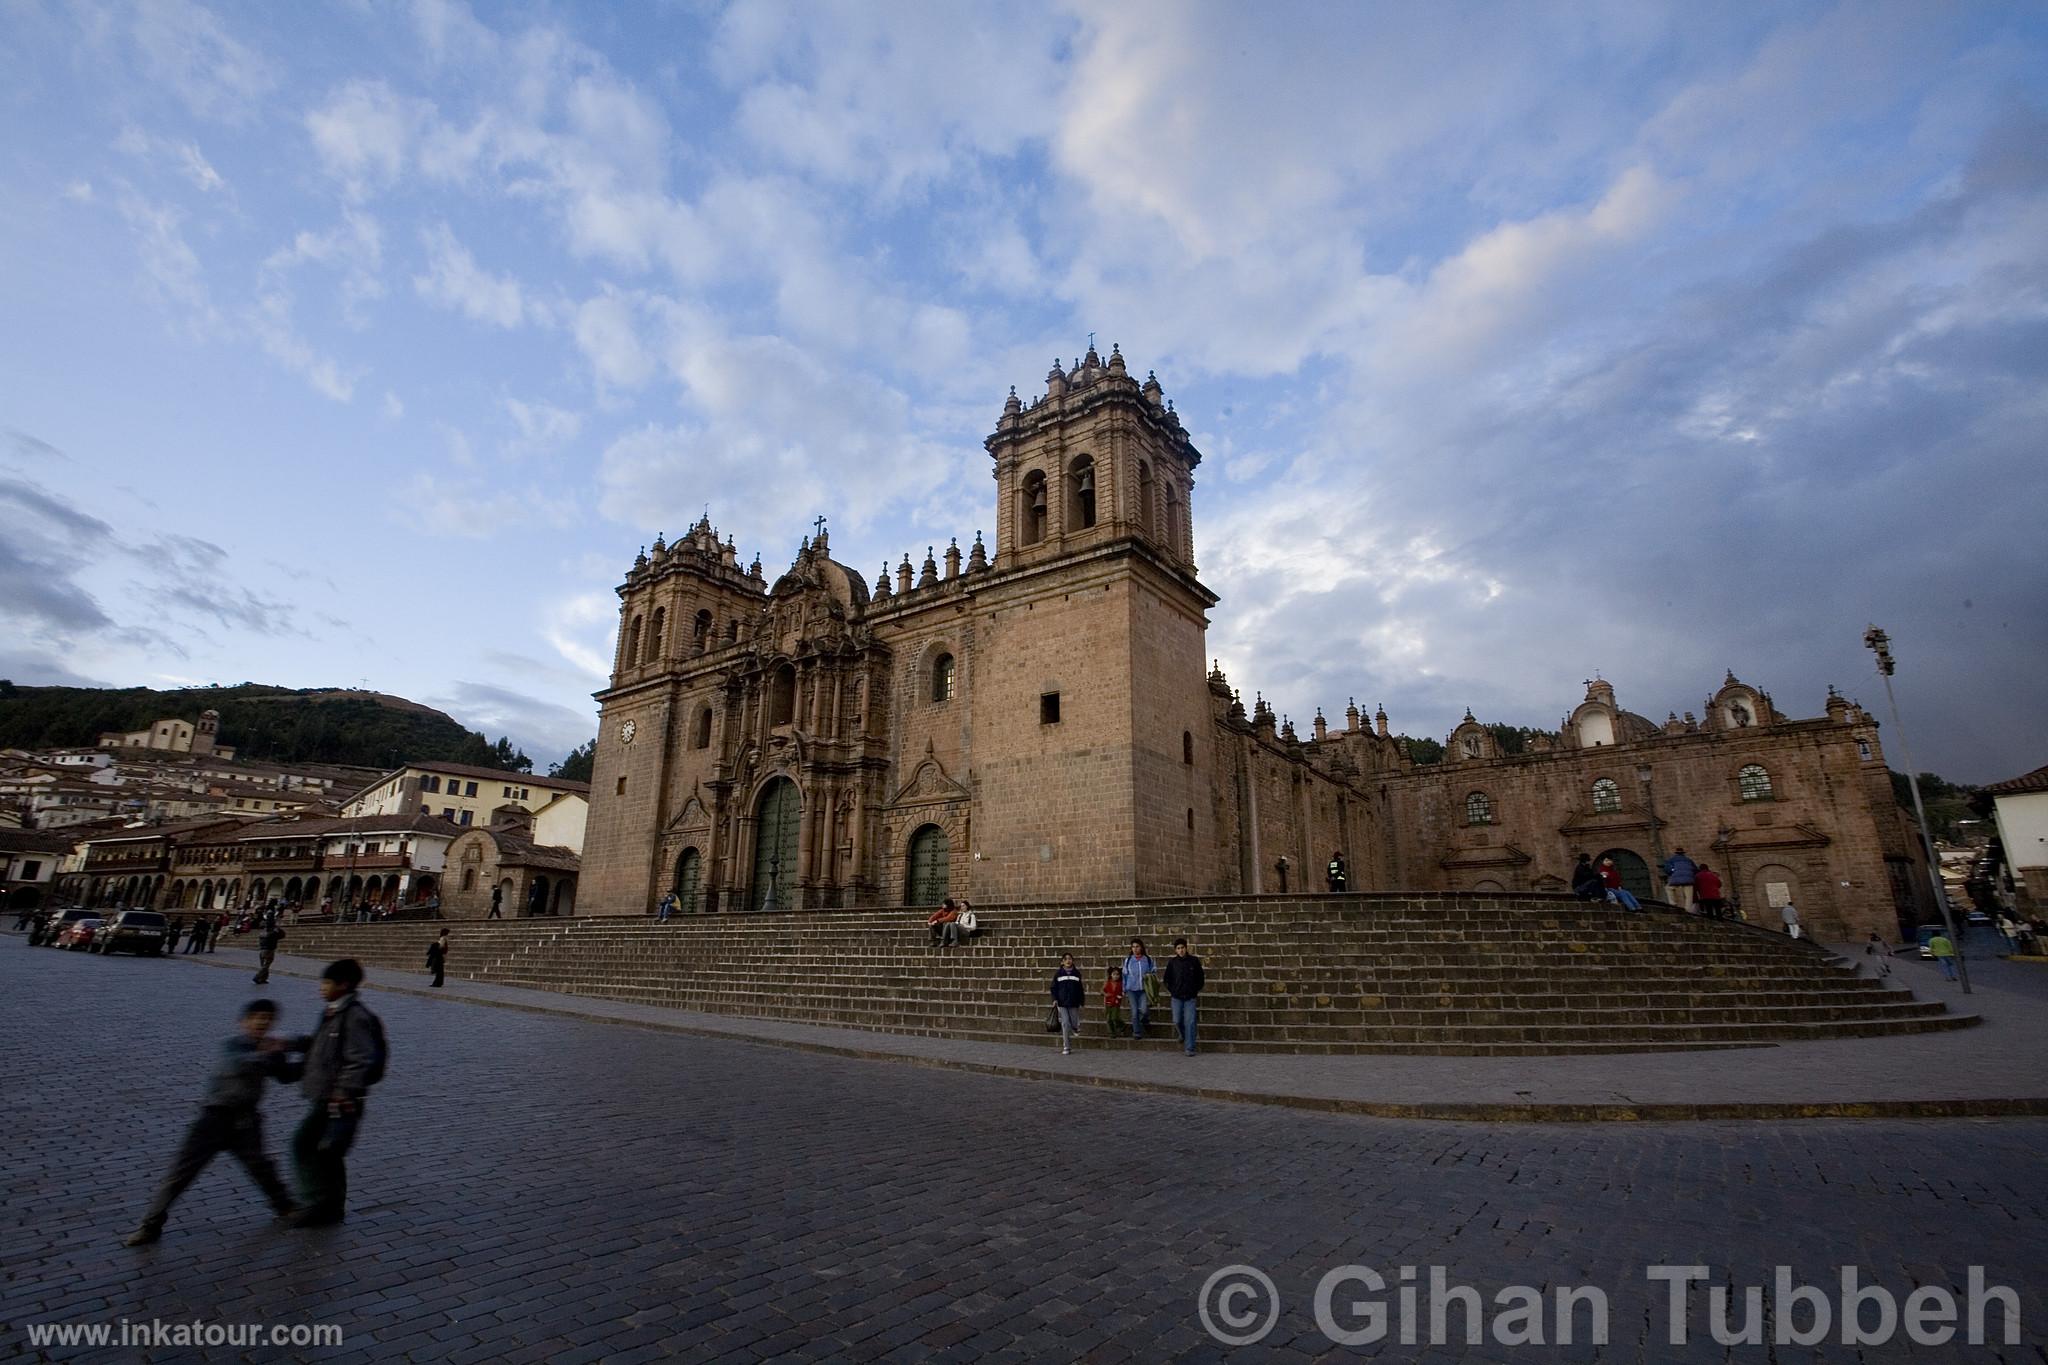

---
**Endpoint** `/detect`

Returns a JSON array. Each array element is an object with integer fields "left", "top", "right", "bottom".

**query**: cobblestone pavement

[{"left": 3, "top": 941, "right": 2044, "bottom": 1363}]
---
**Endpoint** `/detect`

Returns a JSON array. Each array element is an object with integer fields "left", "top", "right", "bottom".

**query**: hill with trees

[{"left": 0, "top": 681, "right": 529, "bottom": 773}]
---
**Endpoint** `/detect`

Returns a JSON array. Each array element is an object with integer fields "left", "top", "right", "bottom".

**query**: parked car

[
  {"left": 54, "top": 916, "right": 104, "bottom": 950},
  {"left": 40, "top": 908, "right": 101, "bottom": 947},
  {"left": 95, "top": 909, "right": 169, "bottom": 957}
]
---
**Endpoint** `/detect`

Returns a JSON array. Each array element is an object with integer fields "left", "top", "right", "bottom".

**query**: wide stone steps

[{"left": 263, "top": 894, "right": 1968, "bottom": 1055}]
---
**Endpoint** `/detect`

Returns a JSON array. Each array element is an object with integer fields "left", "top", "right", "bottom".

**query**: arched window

[
  {"left": 1182, "top": 730, "right": 1194, "bottom": 765},
  {"left": 1067, "top": 455, "right": 1097, "bottom": 530},
  {"left": 768, "top": 664, "right": 797, "bottom": 727},
  {"left": 461, "top": 867, "right": 476, "bottom": 892},
  {"left": 1163, "top": 491, "right": 1180, "bottom": 556},
  {"left": 932, "top": 652, "right": 955, "bottom": 703},
  {"left": 694, "top": 609, "right": 712, "bottom": 651},
  {"left": 1020, "top": 470, "right": 1048, "bottom": 545},
  {"left": 1738, "top": 764, "right": 1774, "bottom": 801},
  {"left": 693, "top": 706, "right": 713, "bottom": 749},
  {"left": 906, "top": 824, "right": 950, "bottom": 905},
  {"left": 1591, "top": 777, "right": 1621, "bottom": 813},
  {"left": 1465, "top": 791, "right": 1493, "bottom": 825},
  {"left": 1138, "top": 460, "right": 1155, "bottom": 536},
  {"left": 646, "top": 607, "right": 664, "bottom": 662},
  {"left": 623, "top": 614, "right": 642, "bottom": 670},
  {"left": 724, "top": 618, "right": 739, "bottom": 642}
]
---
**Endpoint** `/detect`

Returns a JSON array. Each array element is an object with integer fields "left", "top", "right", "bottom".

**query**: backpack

[{"left": 361, "top": 1007, "right": 390, "bottom": 1087}]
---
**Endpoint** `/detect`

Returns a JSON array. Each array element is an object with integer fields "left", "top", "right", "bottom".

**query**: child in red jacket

[{"left": 1103, "top": 967, "right": 1127, "bottom": 1037}]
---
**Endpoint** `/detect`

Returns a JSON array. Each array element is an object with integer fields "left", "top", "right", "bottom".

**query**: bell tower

[{"left": 986, "top": 343, "right": 1201, "bottom": 572}]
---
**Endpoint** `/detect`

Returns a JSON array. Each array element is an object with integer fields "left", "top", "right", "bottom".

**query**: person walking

[
  {"left": 286, "top": 960, "right": 385, "bottom": 1227},
  {"left": 253, "top": 920, "right": 285, "bottom": 984},
  {"left": 1778, "top": 901, "right": 1803, "bottom": 939},
  {"left": 1660, "top": 849, "right": 1699, "bottom": 912},
  {"left": 1162, "top": 938, "right": 1206, "bottom": 1056},
  {"left": 487, "top": 886, "right": 503, "bottom": 920},
  {"left": 185, "top": 916, "right": 209, "bottom": 954},
  {"left": 1120, "top": 939, "right": 1157, "bottom": 1041},
  {"left": 1326, "top": 851, "right": 1348, "bottom": 893},
  {"left": 1928, "top": 931, "right": 1958, "bottom": 981},
  {"left": 1863, "top": 930, "right": 1892, "bottom": 979},
  {"left": 425, "top": 930, "right": 448, "bottom": 988},
  {"left": 123, "top": 999, "right": 299, "bottom": 1245},
  {"left": 1049, "top": 954, "right": 1085, "bottom": 1055},
  {"left": 1102, "top": 967, "right": 1127, "bottom": 1038},
  {"left": 166, "top": 916, "right": 186, "bottom": 953},
  {"left": 1694, "top": 863, "right": 1725, "bottom": 918},
  {"left": 210, "top": 911, "right": 227, "bottom": 951}
]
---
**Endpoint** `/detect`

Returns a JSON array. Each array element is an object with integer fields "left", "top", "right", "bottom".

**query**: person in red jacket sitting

[{"left": 1599, "top": 856, "right": 1644, "bottom": 912}]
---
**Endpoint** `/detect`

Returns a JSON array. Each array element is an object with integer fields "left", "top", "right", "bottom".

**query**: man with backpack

[{"left": 287, "top": 959, "right": 386, "bottom": 1227}]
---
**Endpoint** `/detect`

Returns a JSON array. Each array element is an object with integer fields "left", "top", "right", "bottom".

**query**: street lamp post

[
  {"left": 1863, "top": 625, "right": 1969, "bottom": 994},
  {"left": 1637, "top": 763, "right": 1666, "bottom": 903}
]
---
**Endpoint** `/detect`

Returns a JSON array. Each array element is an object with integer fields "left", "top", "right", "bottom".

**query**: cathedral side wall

[
  {"left": 960, "top": 570, "right": 1138, "bottom": 902},
  {"left": 579, "top": 685, "right": 675, "bottom": 915},
  {"left": 1381, "top": 722, "right": 1906, "bottom": 940},
  {"left": 1128, "top": 570, "right": 1225, "bottom": 895}
]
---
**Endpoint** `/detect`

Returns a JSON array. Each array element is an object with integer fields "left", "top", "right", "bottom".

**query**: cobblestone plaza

[{"left": 4, "top": 940, "right": 2044, "bottom": 1362}]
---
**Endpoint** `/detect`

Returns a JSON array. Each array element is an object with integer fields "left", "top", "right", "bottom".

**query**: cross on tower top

[{"left": 812, "top": 514, "right": 828, "bottom": 538}]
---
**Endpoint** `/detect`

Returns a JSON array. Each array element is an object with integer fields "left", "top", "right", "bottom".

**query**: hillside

[{"left": 0, "top": 681, "right": 523, "bottom": 772}]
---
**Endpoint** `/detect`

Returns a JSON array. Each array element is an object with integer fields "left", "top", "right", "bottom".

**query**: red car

[{"left": 55, "top": 917, "right": 104, "bottom": 951}]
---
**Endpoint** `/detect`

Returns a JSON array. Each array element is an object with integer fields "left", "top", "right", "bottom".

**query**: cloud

[
  {"left": 306, "top": 79, "right": 427, "bottom": 195},
  {"left": 426, "top": 680, "right": 597, "bottom": 765},
  {"left": 114, "top": 126, "right": 227, "bottom": 193},
  {"left": 541, "top": 592, "right": 620, "bottom": 680},
  {"left": 120, "top": 0, "right": 277, "bottom": 121},
  {"left": 413, "top": 223, "right": 538, "bottom": 328},
  {"left": 504, "top": 397, "right": 582, "bottom": 454},
  {"left": 113, "top": 190, "right": 217, "bottom": 333},
  {"left": 396, "top": 470, "right": 574, "bottom": 537}
]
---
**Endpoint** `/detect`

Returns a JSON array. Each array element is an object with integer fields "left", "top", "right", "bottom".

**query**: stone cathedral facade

[{"left": 578, "top": 348, "right": 1929, "bottom": 942}]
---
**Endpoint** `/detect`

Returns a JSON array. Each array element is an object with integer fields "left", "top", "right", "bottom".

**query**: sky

[{"left": 1, "top": 1, "right": 2044, "bottom": 782}]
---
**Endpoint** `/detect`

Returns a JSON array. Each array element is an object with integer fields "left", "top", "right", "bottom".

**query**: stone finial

[
  {"left": 633, "top": 546, "right": 648, "bottom": 571},
  {"left": 651, "top": 532, "right": 666, "bottom": 556},
  {"left": 1312, "top": 708, "right": 1328, "bottom": 742},
  {"left": 1107, "top": 343, "right": 1126, "bottom": 375},
  {"left": 1003, "top": 385, "right": 1021, "bottom": 418},
  {"left": 1346, "top": 697, "right": 1361, "bottom": 732},
  {"left": 1724, "top": 668, "right": 1739, "bottom": 687},
  {"left": 943, "top": 537, "right": 961, "bottom": 580},
  {"left": 966, "top": 530, "right": 988, "bottom": 573},
  {"left": 1229, "top": 688, "right": 1247, "bottom": 723},
  {"left": 897, "top": 554, "right": 913, "bottom": 595},
  {"left": 1209, "top": 659, "right": 1227, "bottom": 684},
  {"left": 874, "top": 564, "right": 893, "bottom": 600},
  {"left": 1375, "top": 704, "right": 1389, "bottom": 738},
  {"left": 1142, "top": 369, "right": 1163, "bottom": 405},
  {"left": 1281, "top": 715, "right": 1298, "bottom": 744},
  {"left": 1046, "top": 358, "right": 1067, "bottom": 399},
  {"left": 918, "top": 546, "right": 939, "bottom": 589},
  {"left": 748, "top": 553, "right": 763, "bottom": 579}
]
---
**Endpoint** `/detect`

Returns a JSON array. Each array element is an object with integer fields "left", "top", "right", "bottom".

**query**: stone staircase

[{"left": 262, "top": 893, "right": 1975, "bottom": 1055}]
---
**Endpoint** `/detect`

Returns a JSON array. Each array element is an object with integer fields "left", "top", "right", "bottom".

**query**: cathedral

[{"left": 578, "top": 348, "right": 1929, "bottom": 942}]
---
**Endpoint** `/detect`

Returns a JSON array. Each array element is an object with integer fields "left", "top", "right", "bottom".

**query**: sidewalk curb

[{"left": 172, "top": 951, "right": 2048, "bottom": 1125}]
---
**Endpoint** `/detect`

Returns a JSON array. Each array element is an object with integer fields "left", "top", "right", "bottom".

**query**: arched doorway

[
  {"left": 527, "top": 875, "right": 550, "bottom": 916},
  {"left": 905, "top": 824, "right": 950, "bottom": 906},
  {"left": 1752, "top": 862, "right": 1800, "bottom": 919},
  {"left": 552, "top": 879, "right": 575, "bottom": 916},
  {"left": 1595, "top": 848, "right": 1654, "bottom": 903},
  {"left": 674, "top": 847, "right": 702, "bottom": 913},
  {"left": 750, "top": 778, "right": 800, "bottom": 911}
]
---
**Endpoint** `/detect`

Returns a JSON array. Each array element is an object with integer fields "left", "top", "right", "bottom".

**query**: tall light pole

[{"left": 1863, "top": 626, "right": 1969, "bottom": 994}]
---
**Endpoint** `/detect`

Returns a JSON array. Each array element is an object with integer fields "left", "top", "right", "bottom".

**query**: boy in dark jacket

[
  {"left": 124, "top": 1000, "right": 299, "bottom": 1245},
  {"left": 1162, "top": 938, "right": 1206, "bottom": 1056},
  {"left": 287, "top": 959, "right": 383, "bottom": 1226},
  {"left": 253, "top": 922, "right": 285, "bottom": 984},
  {"left": 1049, "top": 954, "right": 1085, "bottom": 1055},
  {"left": 425, "top": 930, "right": 448, "bottom": 987}
]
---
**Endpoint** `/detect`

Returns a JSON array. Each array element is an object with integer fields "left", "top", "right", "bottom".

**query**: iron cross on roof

[{"left": 812, "top": 514, "right": 828, "bottom": 538}]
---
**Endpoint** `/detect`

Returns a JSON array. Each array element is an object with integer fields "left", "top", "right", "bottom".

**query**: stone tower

[{"left": 988, "top": 344, "right": 1199, "bottom": 573}]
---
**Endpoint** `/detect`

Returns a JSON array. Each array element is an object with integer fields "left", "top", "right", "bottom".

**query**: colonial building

[
  {"left": 97, "top": 708, "right": 235, "bottom": 759},
  {"left": 343, "top": 760, "right": 591, "bottom": 836},
  {"left": 443, "top": 810, "right": 580, "bottom": 919},
  {"left": 1982, "top": 762, "right": 2048, "bottom": 914},
  {"left": 579, "top": 350, "right": 1926, "bottom": 941}
]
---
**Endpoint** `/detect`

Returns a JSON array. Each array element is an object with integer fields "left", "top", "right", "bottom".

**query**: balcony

[{"left": 336, "top": 852, "right": 410, "bottom": 870}]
